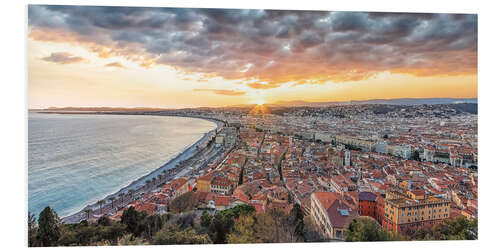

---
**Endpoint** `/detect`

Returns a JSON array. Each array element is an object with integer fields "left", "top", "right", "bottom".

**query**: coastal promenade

[{"left": 61, "top": 114, "right": 225, "bottom": 224}]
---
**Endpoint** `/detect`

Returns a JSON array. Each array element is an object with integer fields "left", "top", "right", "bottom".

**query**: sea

[{"left": 28, "top": 112, "right": 217, "bottom": 218}]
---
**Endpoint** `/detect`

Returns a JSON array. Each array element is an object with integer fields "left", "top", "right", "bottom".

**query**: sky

[{"left": 27, "top": 5, "right": 477, "bottom": 109}]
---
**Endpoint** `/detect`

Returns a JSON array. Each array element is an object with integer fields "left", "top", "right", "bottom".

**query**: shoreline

[{"left": 31, "top": 113, "right": 223, "bottom": 223}]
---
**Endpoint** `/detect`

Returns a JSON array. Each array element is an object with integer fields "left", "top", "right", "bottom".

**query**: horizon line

[{"left": 28, "top": 96, "right": 478, "bottom": 110}]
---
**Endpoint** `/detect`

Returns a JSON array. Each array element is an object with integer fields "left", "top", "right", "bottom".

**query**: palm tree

[
  {"left": 152, "top": 177, "right": 157, "bottom": 186},
  {"left": 118, "top": 193, "right": 124, "bottom": 204},
  {"left": 84, "top": 209, "right": 92, "bottom": 219},
  {"left": 146, "top": 180, "right": 151, "bottom": 189},
  {"left": 109, "top": 197, "right": 115, "bottom": 209},
  {"left": 97, "top": 200, "right": 104, "bottom": 214},
  {"left": 128, "top": 189, "right": 134, "bottom": 199},
  {"left": 162, "top": 170, "right": 167, "bottom": 179}
]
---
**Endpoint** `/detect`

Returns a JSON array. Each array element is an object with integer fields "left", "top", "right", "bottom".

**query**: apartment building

[
  {"left": 311, "top": 192, "right": 358, "bottom": 241},
  {"left": 383, "top": 190, "right": 450, "bottom": 234}
]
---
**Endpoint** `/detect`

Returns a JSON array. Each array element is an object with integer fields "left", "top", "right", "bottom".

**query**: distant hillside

[{"left": 271, "top": 98, "right": 477, "bottom": 107}]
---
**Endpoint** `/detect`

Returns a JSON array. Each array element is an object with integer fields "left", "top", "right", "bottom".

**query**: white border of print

[{"left": 2, "top": 0, "right": 497, "bottom": 250}]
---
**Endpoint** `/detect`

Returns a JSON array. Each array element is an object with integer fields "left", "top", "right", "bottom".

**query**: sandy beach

[{"left": 61, "top": 115, "right": 222, "bottom": 223}]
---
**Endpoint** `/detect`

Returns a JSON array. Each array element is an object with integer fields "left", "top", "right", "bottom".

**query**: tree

[
  {"left": 175, "top": 212, "right": 196, "bottom": 229},
  {"left": 414, "top": 216, "right": 478, "bottom": 240},
  {"left": 169, "top": 192, "right": 198, "bottom": 213},
  {"left": 37, "top": 206, "right": 61, "bottom": 246},
  {"left": 119, "top": 234, "right": 147, "bottom": 246},
  {"left": 118, "top": 193, "right": 125, "bottom": 204},
  {"left": 144, "top": 214, "right": 164, "bottom": 240},
  {"left": 200, "top": 211, "right": 213, "bottom": 228},
  {"left": 303, "top": 215, "right": 322, "bottom": 242},
  {"left": 288, "top": 203, "right": 305, "bottom": 241},
  {"left": 227, "top": 209, "right": 296, "bottom": 243},
  {"left": 97, "top": 200, "right": 105, "bottom": 214},
  {"left": 28, "top": 212, "right": 39, "bottom": 247},
  {"left": 209, "top": 211, "right": 235, "bottom": 243},
  {"left": 84, "top": 209, "right": 92, "bottom": 220},
  {"left": 153, "top": 224, "right": 212, "bottom": 245},
  {"left": 98, "top": 215, "right": 111, "bottom": 227},
  {"left": 101, "top": 222, "right": 127, "bottom": 245},
  {"left": 411, "top": 150, "right": 421, "bottom": 161},
  {"left": 109, "top": 197, "right": 115, "bottom": 209},
  {"left": 344, "top": 217, "right": 404, "bottom": 242},
  {"left": 120, "top": 206, "right": 147, "bottom": 237}
]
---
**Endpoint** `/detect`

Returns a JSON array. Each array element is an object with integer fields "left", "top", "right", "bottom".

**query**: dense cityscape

[{"left": 29, "top": 102, "right": 478, "bottom": 245}]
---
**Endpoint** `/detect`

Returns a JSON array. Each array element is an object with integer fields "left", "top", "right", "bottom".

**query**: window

[{"left": 335, "top": 230, "right": 343, "bottom": 239}]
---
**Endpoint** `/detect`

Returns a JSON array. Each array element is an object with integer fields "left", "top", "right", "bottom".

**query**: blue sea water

[{"left": 28, "top": 113, "right": 216, "bottom": 217}]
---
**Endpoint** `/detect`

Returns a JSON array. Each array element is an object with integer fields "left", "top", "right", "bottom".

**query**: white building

[
  {"left": 375, "top": 141, "right": 388, "bottom": 154},
  {"left": 344, "top": 149, "right": 350, "bottom": 167}
]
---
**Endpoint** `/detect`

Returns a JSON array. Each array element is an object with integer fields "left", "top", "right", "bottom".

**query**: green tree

[
  {"left": 84, "top": 209, "right": 92, "bottom": 220},
  {"left": 120, "top": 206, "right": 147, "bottom": 237},
  {"left": 97, "top": 215, "right": 111, "bottom": 226},
  {"left": 144, "top": 214, "right": 164, "bottom": 240},
  {"left": 414, "top": 216, "right": 478, "bottom": 240},
  {"left": 97, "top": 200, "right": 105, "bottom": 214},
  {"left": 288, "top": 203, "right": 305, "bottom": 241},
  {"left": 101, "top": 222, "right": 127, "bottom": 245},
  {"left": 119, "top": 234, "right": 147, "bottom": 246},
  {"left": 227, "top": 209, "right": 296, "bottom": 243},
  {"left": 37, "top": 206, "right": 61, "bottom": 246},
  {"left": 118, "top": 193, "right": 125, "bottom": 204},
  {"left": 109, "top": 197, "right": 115, "bottom": 209},
  {"left": 200, "top": 211, "right": 213, "bottom": 228},
  {"left": 344, "top": 217, "right": 404, "bottom": 242},
  {"left": 153, "top": 224, "right": 212, "bottom": 244},
  {"left": 208, "top": 204, "right": 256, "bottom": 243},
  {"left": 303, "top": 215, "right": 322, "bottom": 242},
  {"left": 28, "top": 212, "right": 39, "bottom": 247}
]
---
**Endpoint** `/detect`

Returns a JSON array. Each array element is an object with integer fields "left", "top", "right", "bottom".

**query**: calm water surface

[{"left": 28, "top": 113, "right": 216, "bottom": 217}]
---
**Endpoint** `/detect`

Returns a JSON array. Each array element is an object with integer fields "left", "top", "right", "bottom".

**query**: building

[
  {"left": 210, "top": 176, "right": 233, "bottom": 195},
  {"left": 383, "top": 190, "right": 451, "bottom": 234},
  {"left": 215, "top": 136, "right": 225, "bottom": 147},
  {"left": 375, "top": 141, "right": 388, "bottom": 154},
  {"left": 163, "top": 178, "right": 189, "bottom": 198},
  {"left": 196, "top": 174, "right": 213, "bottom": 193},
  {"left": 315, "top": 132, "right": 332, "bottom": 143},
  {"left": 344, "top": 149, "right": 350, "bottom": 167},
  {"left": 311, "top": 192, "right": 358, "bottom": 241},
  {"left": 358, "top": 191, "right": 378, "bottom": 218}
]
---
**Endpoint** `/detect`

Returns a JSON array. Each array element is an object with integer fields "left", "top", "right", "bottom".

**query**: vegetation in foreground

[
  {"left": 344, "top": 217, "right": 478, "bottom": 242},
  {"left": 28, "top": 204, "right": 477, "bottom": 246}
]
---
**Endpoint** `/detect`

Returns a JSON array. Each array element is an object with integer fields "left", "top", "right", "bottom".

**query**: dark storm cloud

[
  {"left": 28, "top": 5, "right": 477, "bottom": 86},
  {"left": 41, "top": 52, "right": 85, "bottom": 64}
]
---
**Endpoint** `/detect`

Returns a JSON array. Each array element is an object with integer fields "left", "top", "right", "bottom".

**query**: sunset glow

[{"left": 27, "top": 6, "right": 477, "bottom": 109}]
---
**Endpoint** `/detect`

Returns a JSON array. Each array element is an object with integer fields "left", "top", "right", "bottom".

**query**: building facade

[{"left": 383, "top": 190, "right": 451, "bottom": 234}]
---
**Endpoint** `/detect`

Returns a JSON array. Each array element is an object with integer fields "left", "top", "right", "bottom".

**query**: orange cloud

[{"left": 193, "top": 89, "right": 247, "bottom": 96}]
